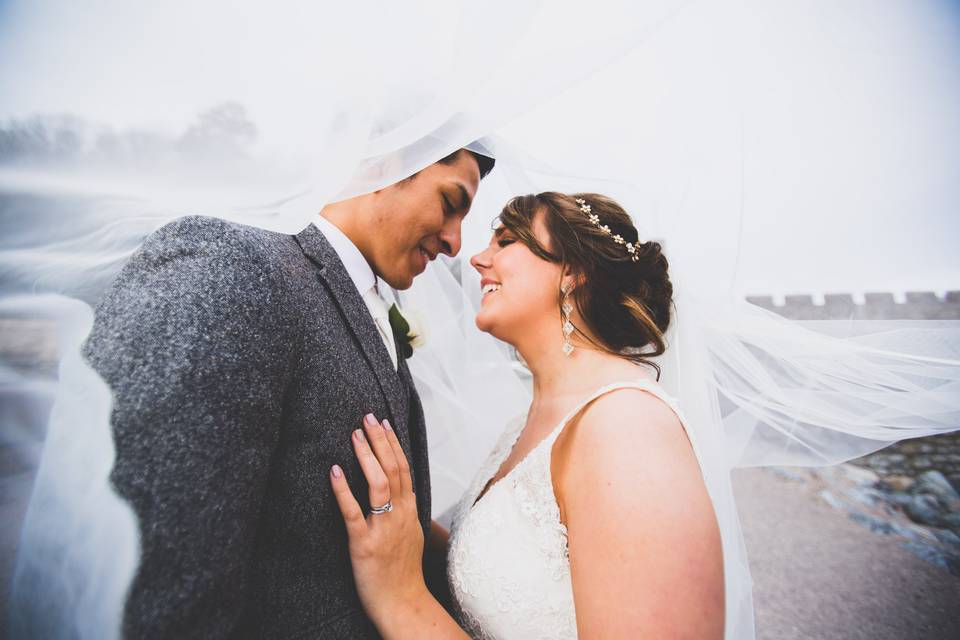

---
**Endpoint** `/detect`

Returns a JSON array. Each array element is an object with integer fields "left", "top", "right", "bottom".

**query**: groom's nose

[{"left": 438, "top": 218, "right": 463, "bottom": 257}]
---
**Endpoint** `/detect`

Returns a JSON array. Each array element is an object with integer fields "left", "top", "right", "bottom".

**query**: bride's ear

[{"left": 559, "top": 267, "right": 585, "bottom": 293}]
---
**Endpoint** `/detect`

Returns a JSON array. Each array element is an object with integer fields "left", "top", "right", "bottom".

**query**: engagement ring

[{"left": 369, "top": 501, "right": 393, "bottom": 516}]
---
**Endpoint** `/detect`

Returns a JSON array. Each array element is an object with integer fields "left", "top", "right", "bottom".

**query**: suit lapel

[
  {"left": 295, "top": 224, "right": 408, "bottom": 439},
  {"left": 398, "top": 358, "right": 430, "bottom": 522}
]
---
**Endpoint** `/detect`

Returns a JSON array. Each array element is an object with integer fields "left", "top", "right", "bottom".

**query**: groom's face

[{"left": 369, "top": 151, "right": 481, "bottom": 289}]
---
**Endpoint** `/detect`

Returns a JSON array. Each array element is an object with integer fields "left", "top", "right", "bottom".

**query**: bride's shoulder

[
  {"left": 584, "top": 383, "right": 684, "bottom": 437},
  {"left": 553, "top": 383, "right": 707, "bottom": 524},
  {"left": 555, "top": 384, "right": 692, "bottom": 479}
]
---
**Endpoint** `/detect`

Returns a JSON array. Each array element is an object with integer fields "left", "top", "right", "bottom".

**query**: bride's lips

[{"left": 480, "top": 278, "right": 502, "bottom": 300}]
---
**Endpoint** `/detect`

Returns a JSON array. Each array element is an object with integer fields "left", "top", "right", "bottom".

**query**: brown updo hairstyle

[{"left": 497, "top": 192, "right": 673, "bottom": 378}]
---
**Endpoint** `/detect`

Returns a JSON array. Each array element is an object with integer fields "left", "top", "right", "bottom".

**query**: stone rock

[
  {"left": 818, "top": 490, "right": 845, "bottom": 511},
  {"left": 769, "top": 467, "right": 806, "bottom": 483},
  {"left": 942, "top": 511, "right": 960, "bottom": 533},
  {"left": 885, "top": 492, "right": 915, "bottom": 510},
  {"left": 899, "top": 522, "right": 940, "bottom": 544},
  {"left": 897, "top": 541, "right": 960, "bottom": 577},
  {"left": 841, "top": 464, "right": 879, "bottom": 486},
  {"left": 905, "top": 494, "right": 943, "bottom": 527},
  {"left": 880, "top": 475, "right": 914, "bottom": 493},
  {"left": 932, "top": 528, "right": 960, "bottom": 549},
  {"left": 811, "top": 467, "right": 839, "bottom": 482},
  {"left": 897, "top": 441, "right": 920, "bottom": 454},
  {"left": 913, "top": 456, "right": 933, "bottom": 469},
  {"left": 912, "top": 470, "right": 960, "bottom": 509},
  {"left": 844, "top": 487, "right": 882, "bottom": 508},
  {"left": 848, "top": 512, "right": 896, "bottom": 535}
]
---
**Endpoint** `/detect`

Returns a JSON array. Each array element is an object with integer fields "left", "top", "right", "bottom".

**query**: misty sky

[
  {"left": 1, "top": 0, "right": 958, "bottom": 298},
  {"left": 498, "top": 1, "right": 960, "bottom": 298}
]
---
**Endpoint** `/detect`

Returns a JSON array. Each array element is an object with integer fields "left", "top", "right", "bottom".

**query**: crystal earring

[{"left": 561, "top": 283, "right": 574, "bottom": 356}]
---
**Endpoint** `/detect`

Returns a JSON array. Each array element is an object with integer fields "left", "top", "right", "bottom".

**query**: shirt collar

[{"left": 315, "top": 215, "right": 378, "bottom": 296}]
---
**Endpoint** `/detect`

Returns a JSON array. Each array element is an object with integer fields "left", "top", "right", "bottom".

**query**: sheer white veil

[{"left": 2, "top": 2, "right": 959, "bottom": 639}]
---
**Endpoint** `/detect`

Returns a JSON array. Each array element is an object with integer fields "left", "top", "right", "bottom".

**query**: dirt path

[{"left": 733, "top": 467, "right": 960, "bottom": 640}]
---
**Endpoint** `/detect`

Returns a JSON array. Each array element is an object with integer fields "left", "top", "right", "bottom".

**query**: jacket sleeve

[{"left": 82, "top": 216, "right": 298, "bottom": 639}]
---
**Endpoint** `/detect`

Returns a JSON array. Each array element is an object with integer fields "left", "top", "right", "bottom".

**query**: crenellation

[
  {"left": 905, "top": 291, "right": 940, "bottom": 305},
  {"left": 749, "top": 290, "right": 960, "bottom": 321},
  {"left": 864, "top": 292, "right": 896, "bottom": 306}
]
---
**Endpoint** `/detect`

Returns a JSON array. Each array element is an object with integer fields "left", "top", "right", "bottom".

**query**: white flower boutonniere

[{"left": 387, "top": 304, "right": 427, "bottom": 360}]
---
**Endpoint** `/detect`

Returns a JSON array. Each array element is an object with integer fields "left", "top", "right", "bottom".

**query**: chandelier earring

[{"left": 560, "top": 282, "right": 575, "bottom": 356}]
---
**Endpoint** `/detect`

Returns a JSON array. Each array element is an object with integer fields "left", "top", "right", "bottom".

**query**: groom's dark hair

[
  {"left": 439, "top": 148, "right": 495, "bottom": 179},
  {"left": 405, "top": 148, "right": 494, "bottom": 183}
]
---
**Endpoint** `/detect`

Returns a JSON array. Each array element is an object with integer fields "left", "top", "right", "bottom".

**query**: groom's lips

[
  {"left": 418, "top": 245, "right": 438, "bottom": 261},
  {"left": 415, "top": 245, "right": 435, "bottom": 273}
]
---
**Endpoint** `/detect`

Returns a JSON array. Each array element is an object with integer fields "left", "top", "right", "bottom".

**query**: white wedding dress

[{"left": 446, "top": 379, "right": 705, "bottom": 640}]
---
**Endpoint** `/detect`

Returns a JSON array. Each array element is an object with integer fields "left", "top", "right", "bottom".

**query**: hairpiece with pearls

[{"left": 575, "top": 198, "right": 640, "bottom": 262}]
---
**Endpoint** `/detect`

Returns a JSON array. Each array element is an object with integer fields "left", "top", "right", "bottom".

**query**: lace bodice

[{"left": 446, "top": 379, "right": 699, "bottom": 640}]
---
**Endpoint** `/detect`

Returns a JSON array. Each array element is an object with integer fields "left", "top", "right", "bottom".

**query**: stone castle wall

[
  {"left": 747, "top": 290, "right": 960, "bottom": 490},
  {"left": 745, "top": 291, "right": 960, "bottom": 321}
]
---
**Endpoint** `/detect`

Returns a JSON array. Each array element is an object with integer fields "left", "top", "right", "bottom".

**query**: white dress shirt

[{"left": 315, "top": 216, "right": 398, "bottom": 370}]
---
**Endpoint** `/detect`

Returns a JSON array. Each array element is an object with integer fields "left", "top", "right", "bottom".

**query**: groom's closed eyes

[{"left": 442, "top": 182, "right": 473, "bottom": 217}]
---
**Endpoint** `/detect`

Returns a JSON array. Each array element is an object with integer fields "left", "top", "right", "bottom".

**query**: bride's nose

[{"left": 469, "top": 246, "right": 493, "bottom": 272}]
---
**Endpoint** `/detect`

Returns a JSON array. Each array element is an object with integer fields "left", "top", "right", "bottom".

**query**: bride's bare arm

[
  {"left": 330, "top": 415, "right": 469, "bottom": 640},
  {"left": 553, "top": 389, "right": 725, "bottom": 639},
  {"left": 429, "top": 519, "right": 451, "bottom": 550}
]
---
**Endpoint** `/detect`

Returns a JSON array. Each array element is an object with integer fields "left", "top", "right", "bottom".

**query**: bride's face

[{"left": 470, "top": 210, "right": 564, "bottom": 343}]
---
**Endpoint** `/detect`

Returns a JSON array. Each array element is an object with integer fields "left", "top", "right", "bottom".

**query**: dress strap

[{"left": 544, "top": 378, "right": 682, "bottom": 446}]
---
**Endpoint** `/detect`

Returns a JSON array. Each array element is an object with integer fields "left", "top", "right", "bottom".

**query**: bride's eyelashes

[{"left": 497, "top": 238, "right": 515, "bottom": 248}]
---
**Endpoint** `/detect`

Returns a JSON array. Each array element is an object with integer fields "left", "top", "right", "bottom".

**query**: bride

[{"left": 330, "top": 191, "right": 724, "bottom": 639}]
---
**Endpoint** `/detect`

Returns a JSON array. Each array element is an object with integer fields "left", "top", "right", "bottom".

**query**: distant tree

[
  {"left": 176, "top": 102, "right": 258, "bottom": 160},
  {"left": 0, "top": 115, "right": 87, "bottom": 165},
  {"left": 0, "top": 104, "right": 260, "bottom": 172}
]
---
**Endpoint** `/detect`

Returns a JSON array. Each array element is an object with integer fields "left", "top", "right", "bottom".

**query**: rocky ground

[{"left": 735, "top": 465, "right": 960, "bottom": 640}]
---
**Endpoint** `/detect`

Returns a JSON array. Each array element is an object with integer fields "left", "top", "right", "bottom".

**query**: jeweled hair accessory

[{"left": 575, "top": 198, "right": 640, "bottom": 262}]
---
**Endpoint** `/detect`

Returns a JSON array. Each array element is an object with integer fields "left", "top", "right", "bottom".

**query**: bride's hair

[{"left": 497, "top": 192, "right": 672, "bottom": 377}]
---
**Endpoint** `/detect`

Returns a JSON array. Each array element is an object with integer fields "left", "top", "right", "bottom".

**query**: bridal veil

[{"left": 2, "top": 1, "right": 958, "bottom": 638}]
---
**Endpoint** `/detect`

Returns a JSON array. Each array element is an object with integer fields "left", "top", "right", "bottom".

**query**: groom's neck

[{"left": 320, "top": 201, "right": 377, "bottom": 270}]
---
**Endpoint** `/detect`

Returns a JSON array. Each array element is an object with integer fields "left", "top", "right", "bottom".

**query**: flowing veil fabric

[{"left": 2, "top": 1, "right": 959, "bottom": 638}]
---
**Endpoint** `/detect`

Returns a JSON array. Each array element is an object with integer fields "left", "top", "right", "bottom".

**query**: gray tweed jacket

[{"left": 82, "top": 215, "right": 432, "bottom": 639}]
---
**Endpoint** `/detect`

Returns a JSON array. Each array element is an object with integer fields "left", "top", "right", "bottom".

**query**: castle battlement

[{"left": 746, "top": 291, "right": 960, "bottom": 321}]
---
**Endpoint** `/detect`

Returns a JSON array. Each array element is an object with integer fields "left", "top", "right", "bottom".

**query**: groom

[{"left": 81, "top": 148, "right": 492, "bottom": 638}]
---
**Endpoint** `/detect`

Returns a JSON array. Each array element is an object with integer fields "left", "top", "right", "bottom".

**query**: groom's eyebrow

[{"left": 455, "top": 183, "right": 472, "bottom": 212}]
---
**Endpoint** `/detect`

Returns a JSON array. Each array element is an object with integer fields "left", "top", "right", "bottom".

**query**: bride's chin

[
  {"left": 474, "top": 312, "right": 493, "bottom": 334},
  {"left": 474, "top": 312, "right": 505, "bottom": 340}
]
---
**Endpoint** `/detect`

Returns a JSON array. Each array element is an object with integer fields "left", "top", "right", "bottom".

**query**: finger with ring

[
  {"left": 380, "top": 419, "right": 414, "bottom": 495},
  {"left": 369, "top": 500, "right": 393, "bottom": 516},
  {"left": 352, "top": 426, "right": 391, "bottom": 514},
  {"left": 362, "top": 413, "right": 402, "bottom": 497}
]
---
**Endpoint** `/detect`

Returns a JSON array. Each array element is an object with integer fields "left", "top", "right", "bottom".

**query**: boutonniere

[{"left": 388, "top": 303, "right": 426, "bottom": 361}]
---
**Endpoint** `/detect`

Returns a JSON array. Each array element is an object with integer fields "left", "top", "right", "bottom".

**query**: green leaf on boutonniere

[{"left": 388, "top": 303, "right": 415, "bottom": 360}]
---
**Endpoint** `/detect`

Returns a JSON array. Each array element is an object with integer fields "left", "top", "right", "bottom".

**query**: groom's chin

[{"left": 379, "top": 271, "right": 415, "bottom": 291}]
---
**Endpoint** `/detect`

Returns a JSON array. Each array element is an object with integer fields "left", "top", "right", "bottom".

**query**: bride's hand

[{"left": 330, "top": 413, "right": 428, "bottom": 624}]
